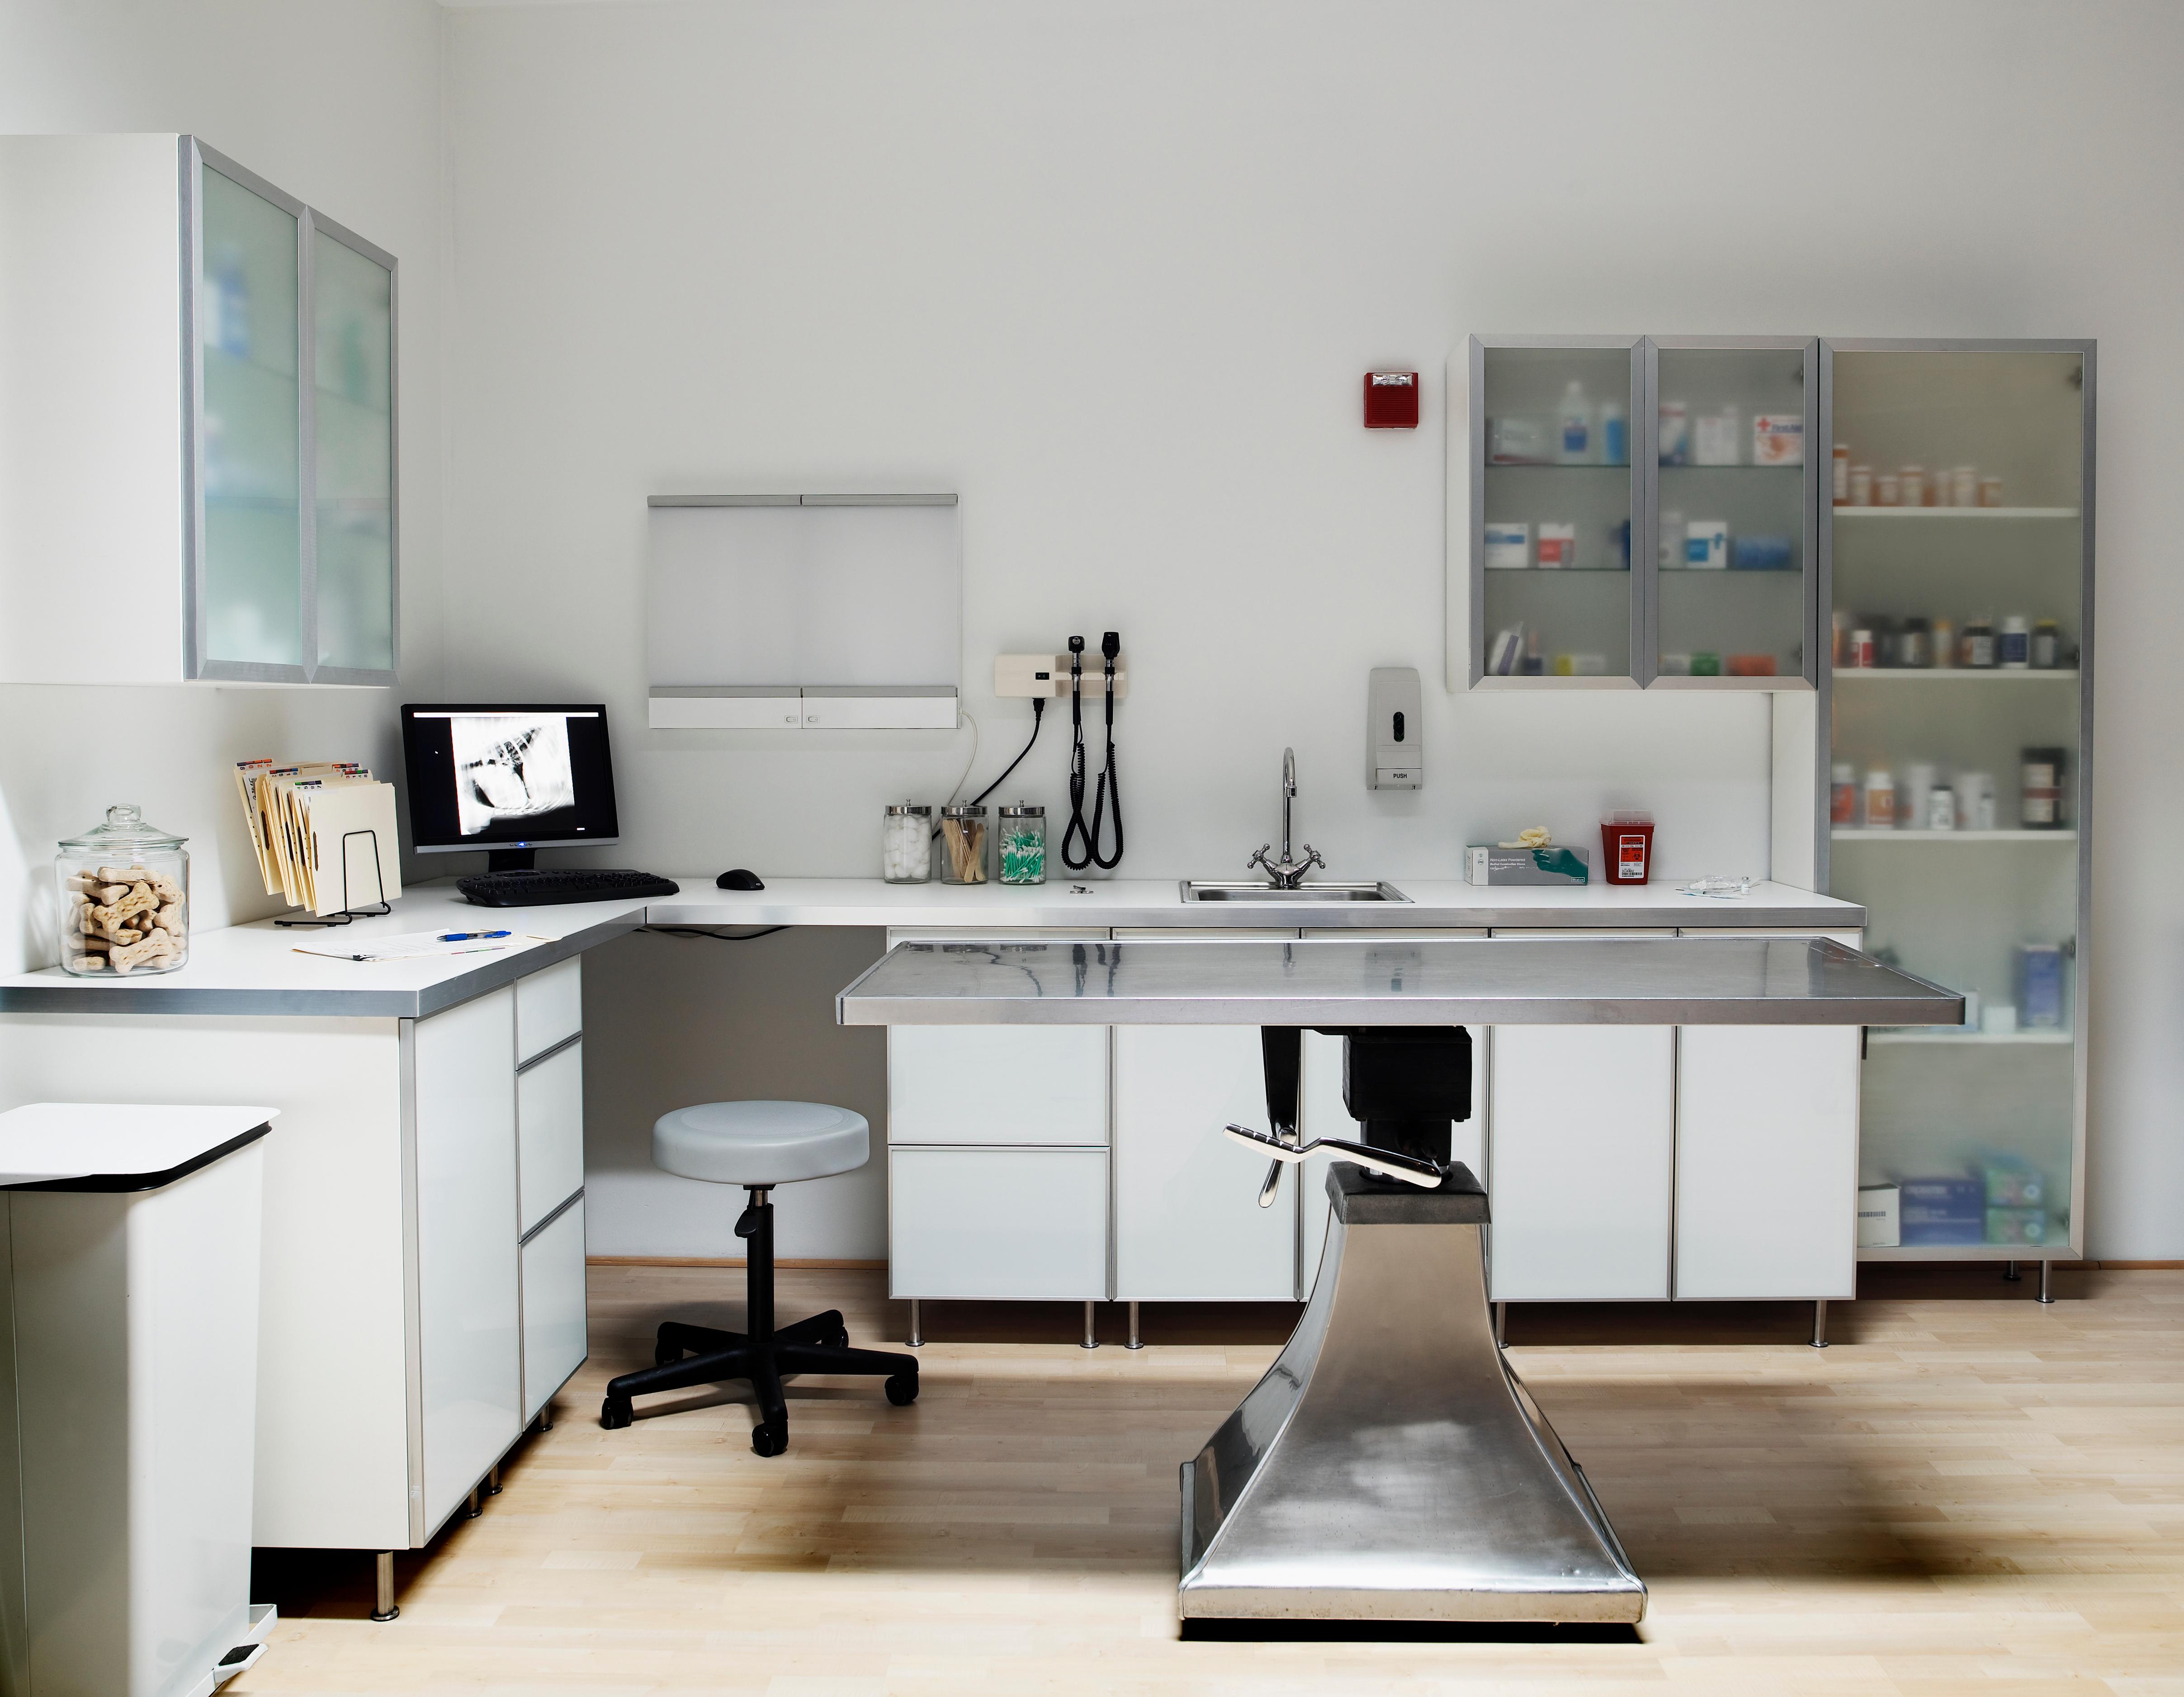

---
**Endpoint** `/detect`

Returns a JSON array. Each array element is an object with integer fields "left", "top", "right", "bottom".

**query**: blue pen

[{"left": 438, "top": 930, "right": 511, "bottom": 942}]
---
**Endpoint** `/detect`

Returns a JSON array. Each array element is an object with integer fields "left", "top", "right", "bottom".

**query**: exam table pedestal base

[{"left": 1179, "top": 1164, "right": 1645, "bottom": 1625}]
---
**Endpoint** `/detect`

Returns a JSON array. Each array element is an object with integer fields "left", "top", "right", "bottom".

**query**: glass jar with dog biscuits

[{"left": 57, "top": 805, "right": 189, "bottom": 976}]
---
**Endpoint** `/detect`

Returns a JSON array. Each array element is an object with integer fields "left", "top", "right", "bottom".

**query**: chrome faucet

[{"left": 1248, "top": 747, "right": 1325, "bottom": 889}]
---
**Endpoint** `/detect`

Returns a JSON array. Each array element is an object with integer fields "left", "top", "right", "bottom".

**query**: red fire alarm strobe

[{"left": 1364, "top": 370, "right": 1419, "bottom": 429}]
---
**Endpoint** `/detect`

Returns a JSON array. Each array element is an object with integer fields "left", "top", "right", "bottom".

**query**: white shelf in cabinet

[
  {"left": 1867, "top": 1029, "right": 2073, "bottom": 1046},
  {"left": 1832, "top": 506, "right": 2080, "bottom": 521},
  {"left": 1833, "top": 668, "right": 2080, "bottom": 683},
  {"left": 1832, "top": 828, "right": 2077, "bottom": 842},
  {"left": 1858, "top": 1245, "right": 2079, "bottom": 1262}
]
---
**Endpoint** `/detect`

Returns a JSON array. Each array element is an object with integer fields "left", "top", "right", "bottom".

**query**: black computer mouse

[{"left": 716, "top": 869, "right": 765, "bottom": 891}]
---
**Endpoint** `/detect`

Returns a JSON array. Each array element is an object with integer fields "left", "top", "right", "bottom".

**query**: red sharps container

[{"left": 1600, "top": 811, "right": 1655, "bottom": 885}]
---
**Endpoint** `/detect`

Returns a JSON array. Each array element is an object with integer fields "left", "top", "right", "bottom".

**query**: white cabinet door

[
  {"left": 1113, "top": 1025, "right": 1294, "bottom": 1301},
  {"left": 515, "top": 957, "right": 582, "bottom": 1064},
  {"left": 520, "top": 1198, "right": 589, "bottom": 1421},
  {"left": 516, "top": 1039, "right": 584, "bottom": 1235},
  {"left": 887, "top": 1026, "right": 1108, "bottom": 1146},
  {"left": 1300, "top": 1026, "right": 1487, "bottom": 1299},
  {"left": 1675, "top": 1026, "right": 1859, "bottom": 1300},
  {"left": 1487, "top": 1024, "right": 1675, "bottom": 1301},
  {"left": 889, "top": 1148, "right": 1107, "bottom": 1300},
  {"left": 411, "top": 988, "right": 521, "bottom": 1536}
]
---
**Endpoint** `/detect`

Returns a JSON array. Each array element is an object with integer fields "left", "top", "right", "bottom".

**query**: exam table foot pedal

[{"left": 1177, "top": 1163, "right": 1646, "bottom": 1626}]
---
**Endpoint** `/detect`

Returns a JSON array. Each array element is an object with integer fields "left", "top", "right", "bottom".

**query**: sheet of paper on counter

[{"left": 291, "top": 930, "right": 548, "bottom": 963}]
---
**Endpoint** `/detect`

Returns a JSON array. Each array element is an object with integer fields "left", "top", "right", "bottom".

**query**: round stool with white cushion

[{"left": 600, "top": 1100, "right": 917, "bottom": 1456}]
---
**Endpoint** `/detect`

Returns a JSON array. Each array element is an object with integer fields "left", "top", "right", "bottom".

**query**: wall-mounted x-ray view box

[
  {"left": 1367, "top": 666, "right": 1422, "bottom": 789},
  {"left": 645, "top": 495, "right": 961, "bottom": 729}
]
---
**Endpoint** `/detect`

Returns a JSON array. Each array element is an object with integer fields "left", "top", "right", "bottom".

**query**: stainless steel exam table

[{"left": 837, "top": 935, "right": 1960, "bottom": 1626}]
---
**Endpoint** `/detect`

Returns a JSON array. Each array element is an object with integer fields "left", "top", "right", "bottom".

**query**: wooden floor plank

[{"left": 238, "top": 1266, "right": 2184, "bottom": 1693}]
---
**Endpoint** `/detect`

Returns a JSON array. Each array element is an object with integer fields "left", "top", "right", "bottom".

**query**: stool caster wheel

[
  {"left": 751, "top": 1422, "right": 786, "bottom": 1457},
  {"left": 885, "top": 1371, "right": 919, "bottom": 1407},
  {"left": 600, "top": 1397, "right": 633, "bottom": 1430}
]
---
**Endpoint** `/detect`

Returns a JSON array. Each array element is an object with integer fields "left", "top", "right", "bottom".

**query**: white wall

[
  {"left": 0, "top": 0, "right": 447, "bottom": 970},
  {"left": 441, "top": 0, "right": 2184, "bottom": 1260}
]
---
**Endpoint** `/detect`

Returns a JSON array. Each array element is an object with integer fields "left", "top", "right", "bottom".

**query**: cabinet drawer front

[
  {"left": 887, "top": 1026, "right": 1108, "bottom": 1146},
  {"left": 412, "top": 987, "right": 521, "bottom": 1536},
  {"left": 888, "top": 1148, "right": 1106, "bottom": 1300},
  {"left": 520, "top": 1198, "right": 588, "bottom": 1422},
  {"left": 517, "top": 1040, "right": 584, "bottom": 1235},
  {"left": 1113, "top": 1024, "right": 1293, "bottom": 1301},
  {"left": 1487, "top": 1024, "right": 1674, "bottom": 1301},
  {"left": 515, "top": 957, "right": 582, "bottom": 1063},
  {"left": 1674, "top": 1025, "right": 1858, "bottom": 1300}
]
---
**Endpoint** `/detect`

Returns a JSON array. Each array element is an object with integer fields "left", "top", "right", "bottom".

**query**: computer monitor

[{"left": 401, "top": 703, "right": 621, "bottom": 872}]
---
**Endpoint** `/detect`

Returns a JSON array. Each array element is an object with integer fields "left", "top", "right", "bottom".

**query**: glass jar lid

[
  {"left": 885, "top": 802, "right": 932, "bottom": 816},
  {"left": 998, "top": 803, "right": 1045, "bottom": 818},
  {"left": 941, "top": 804, "right": 987, "bottom": 819},
  {"left": 59, "top": 803, "right": 186, "bottom": 856}
]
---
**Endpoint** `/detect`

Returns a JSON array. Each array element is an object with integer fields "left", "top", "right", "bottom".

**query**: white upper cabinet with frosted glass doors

[
  {"left": 1448, "top": 335, "right": 1819, "bottom": 691},
  {"left": 0, "top": 134, "right": 396, "bottom": 685}
]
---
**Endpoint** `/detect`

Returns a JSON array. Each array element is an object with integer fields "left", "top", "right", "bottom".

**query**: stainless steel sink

[{"left": 1180, "top": 880, "right": 1410, "bottom": 903}]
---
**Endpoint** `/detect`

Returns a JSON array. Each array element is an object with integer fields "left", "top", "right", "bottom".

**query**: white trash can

[{"left": 0, "top": 1104, "right": 279, "bottom": 1697}]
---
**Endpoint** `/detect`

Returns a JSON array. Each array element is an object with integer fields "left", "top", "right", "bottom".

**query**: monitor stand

[{"left": 486, "top": 849, "right": 538, "bottom": 874}]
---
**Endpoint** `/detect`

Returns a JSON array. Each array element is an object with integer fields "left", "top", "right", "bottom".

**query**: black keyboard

[{"left": 456, "top": 868, "right": 681, "bottom": 908}]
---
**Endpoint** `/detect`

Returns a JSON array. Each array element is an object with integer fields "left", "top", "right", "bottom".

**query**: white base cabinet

[
  {"left": 0, "top": 958, "right": 591, "bottom": 1553},
  {"left": 1487, "top": 1025, "right": 1676, "bottom": 1301},
  {"left": 1114, "top": 1025, "right": 1293, "bottom": 1301},
  {"left": 883, "top": 926, "right": 1865, "bottom": 1313}
]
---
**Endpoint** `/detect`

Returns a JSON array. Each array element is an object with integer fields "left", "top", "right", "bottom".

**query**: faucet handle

[
  {"left": 1300, "top": 846, "right": 1326, "bottom": 874},
  {"left": 1248, "top": 845, "right": 1273, "bottom": 871}
]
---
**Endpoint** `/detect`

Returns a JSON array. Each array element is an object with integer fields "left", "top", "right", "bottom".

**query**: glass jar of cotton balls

[{"left": 882, "top": 803, "right": 932, "bottom": 884}]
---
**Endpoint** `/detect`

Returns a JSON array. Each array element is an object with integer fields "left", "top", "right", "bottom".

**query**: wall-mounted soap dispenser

[{"left": 1367, "top": 667, "right": 1422, "bottom": 789}]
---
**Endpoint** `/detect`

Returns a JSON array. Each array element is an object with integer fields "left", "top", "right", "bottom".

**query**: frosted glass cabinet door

[
  {"left": 1650, "top": 338, "right": 1818, "bottom": 688},
  {"left": 312, "top": 226, "right": 395, "bottom": 676},
  {"left": 196, "top": 160, "right": 302, "bottom": 670}
]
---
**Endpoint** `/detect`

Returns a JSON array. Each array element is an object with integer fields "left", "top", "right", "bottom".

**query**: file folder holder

[{"left": 274, "top": 829, "right": 392, "bottom": 928}]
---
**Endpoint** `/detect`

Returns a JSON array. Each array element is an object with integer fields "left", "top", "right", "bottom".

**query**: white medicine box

[{"left": 1856, "top": 1182, "right": 1900, "bottom": 1248}]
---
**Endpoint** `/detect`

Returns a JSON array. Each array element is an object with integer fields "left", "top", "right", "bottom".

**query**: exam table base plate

[{"left": 1178, "top": 1167, "right": 1645, "bottom": 1625}]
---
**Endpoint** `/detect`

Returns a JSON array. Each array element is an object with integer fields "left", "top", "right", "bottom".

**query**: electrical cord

[
  {"left": 933, "top": 700, "right": 1045, "bottom": 838},
  {"left": 642, "top": 926, "right": 791, "bottom": 942},
  {"left": 1087, "top": 629, "right": 1124, "bottom": 869},
  {"left": 1061, "top": 636, "right": 1092, "bottom": 870}
]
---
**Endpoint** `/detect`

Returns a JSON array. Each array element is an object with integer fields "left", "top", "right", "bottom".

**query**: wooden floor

[{"left": 240, "top": 1263, "right": 2184, "bottom": 1693}]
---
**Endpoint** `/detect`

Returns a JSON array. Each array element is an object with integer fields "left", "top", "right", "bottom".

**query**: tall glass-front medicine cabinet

[
  {"left": 1822, "top": 340, "right": 2093, "bottom": 1270},
  {"left": 1452, "top": 335, "right": 1819, "bottom": 692},
  {"left": 0, "top": 134, "right": 397, "bottom": 685}
]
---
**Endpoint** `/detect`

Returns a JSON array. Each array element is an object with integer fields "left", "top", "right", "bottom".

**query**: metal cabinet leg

[
  {"left": 2039, "top": 1258, "right": 2055, "bottom": 1304},
  {"left": 465, "top": 1486, "right": 482, "bottom": 1519},
  {"left": 2004, "top": 1260, "right": 2022, "bottom": 1281},
  {"left": 487, "top": 1464, "right": 503, "bottom": 1495},
  {"left": 1126, "top": 1300, "right": 1143, "bottom": 1350},
  {"left": 1494, "top": 1301, "right": 1506, "bottom": 1346},
  {"left": 535, "top": 1402, "right": 553, "bottom": 1432},
  {"left": 1811, "top": 1299, "right": 1829, "bottom": 1349},
  {"left": 907, "top": 1298, "right": 923, "bottom": 1348},
  {"left": 1082, "top": 1299, "right": 1098, "bottom": 1349},
  {"left": 371, "top": 1551, "right": 398, "bottom": 1622}
]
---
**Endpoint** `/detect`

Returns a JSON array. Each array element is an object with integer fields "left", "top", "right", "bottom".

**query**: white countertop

[{"left": 0, "top": 876, "right": 1862, "bottom": 1018}]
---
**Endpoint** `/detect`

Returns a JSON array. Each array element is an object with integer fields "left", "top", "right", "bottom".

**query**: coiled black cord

[
  {"left": 1061, "top": 636, "right": 1094, "bottom": 870},
  {"left": 1087, "top": 630, "right": 1123, "bottom": 869}
]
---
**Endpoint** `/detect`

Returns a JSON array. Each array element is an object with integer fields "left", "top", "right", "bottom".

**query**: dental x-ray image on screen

[{"left": 452, "top": 713, "right": 576, "bottom": 838}]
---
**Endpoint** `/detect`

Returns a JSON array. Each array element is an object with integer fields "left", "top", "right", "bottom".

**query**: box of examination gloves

[
  {"left": 1897, "top": 1176, "right": 1984, "bottom": 1246},
  {"left": 1465, "top": 845, "right": 1590, "bottom": 886}
]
